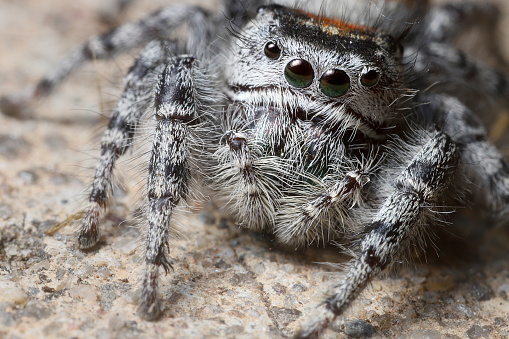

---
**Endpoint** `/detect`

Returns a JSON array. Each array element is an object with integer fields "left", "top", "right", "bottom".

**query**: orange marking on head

[{"left": 297, "top": 10, "right": 376, "bottom": 33}]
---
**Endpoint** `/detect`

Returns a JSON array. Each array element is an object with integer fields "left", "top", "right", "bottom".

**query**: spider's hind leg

[
  {"left": 424, "top": 0, "right": 509, "bottom": 70},
  {"left": 412, "top": 42, "right": 509, "bottom": 108},
  {"left": 78, "top": 40, "right": 173, "bottom": 249},
  {"left": 0, "top": 4, "right": 211, "bottom": 118},
  {"left": 426, "top": 1, "right": 500, "bottom": 41}
]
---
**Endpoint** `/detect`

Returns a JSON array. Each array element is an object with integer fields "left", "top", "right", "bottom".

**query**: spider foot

[
  {"left": 77, "top": 204, "right": 101, "bottom": 249},
  {"left": 294, "top": 308, "right": 336, "bottom": 339},
  {"left": 138, "top": 264, "right": 162, "bottom": 321}
]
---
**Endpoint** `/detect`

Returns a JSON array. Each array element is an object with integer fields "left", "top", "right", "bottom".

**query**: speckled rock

[
  {"left": 466, "top": 325, "right": 491, "bottom": 338},
  {"left": 0, "top": 286, "right": 28, "bottom": 305}
]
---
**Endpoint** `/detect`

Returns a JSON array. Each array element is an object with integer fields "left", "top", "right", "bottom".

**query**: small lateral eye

[
  {"left": 284, "top": 59, "right": 314, "bottom": 88},
  {"left": 360, "top": 68, "right": 381, "bottom": 87},
  {"left": 264, "top": 41, "right": 281, "bottom": 59},
  {"left": 320, "top": 69, "right": 350, "bottom": 97}
]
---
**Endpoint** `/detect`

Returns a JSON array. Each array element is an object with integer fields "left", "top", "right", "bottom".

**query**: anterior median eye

[
  {"left": 320, "top": 69, "right": 350, "bottom": 97},
  {"left": 284, "top": 59, "right": 314, "bottom": 88},
  {"left": 264, "top": 41, "right": 281, "bottom": 59},
  {"left": 360, "top": 68, "right": 381, "bottom": 87}
]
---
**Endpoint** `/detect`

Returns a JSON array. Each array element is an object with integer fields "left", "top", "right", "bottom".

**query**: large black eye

[
  {"left": 360, "top": 68, "right": 381, "bottom": 87},
  {"left": 284, "top": 59, "right": 314, "bottom": 88},
  {"left": 319, "top": 69, "right": 350, "bottom": 97},
  {"left": 264, "top": 42, "right": 281, "bottom": 59}
]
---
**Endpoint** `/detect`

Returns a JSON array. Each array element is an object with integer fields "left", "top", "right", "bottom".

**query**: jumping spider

[{"left": 2, "top": 0, "right": 509, "bottom": 337}]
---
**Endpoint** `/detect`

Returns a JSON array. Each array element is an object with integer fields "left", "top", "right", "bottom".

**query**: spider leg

[
  {"left": 222, "top": 0, "right": 267, "bottom": 24},
  {"left": 412, "top": 43, "right": 509, "bottom": 106},
  {"left": 295, "top": 131, "right": 459, "bottom": 339},
  {"left": 100, "top": 0, "right": 136, "bottom": 26},
  {"left": 426, "top": 1, "right": 500, "bottom": 43},
  {"left": 78, "top": 40, "right": 173, "bottom": 249},
  {"left": 419, "top": 93, "right": 509, "bottom": 216},
  {"left": 138, "top": 56, "right": 210, "bottom": 320},
  {"left": 0, "top": 4, "right": 211, "bottom": 117}
]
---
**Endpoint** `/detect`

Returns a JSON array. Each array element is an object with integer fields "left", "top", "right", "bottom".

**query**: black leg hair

[{"left": 296, "top": 131, "right": 459, "bottom": 338}]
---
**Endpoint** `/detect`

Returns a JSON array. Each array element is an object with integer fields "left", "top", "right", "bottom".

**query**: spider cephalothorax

[
  {"left": 2, "top": 0, "right": 508, "bottom": 338},
  {"left": 218, "top": 5, "right": 410, "bottom": 246},
  {"left": 226, "top": 5, "right": 405, "bottom": 134}
]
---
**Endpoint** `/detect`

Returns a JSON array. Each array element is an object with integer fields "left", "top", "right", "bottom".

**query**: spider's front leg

[
  {"left": 296, "top": 131, "right": 459, "bottom": 339},
  {"left": 138, "top": 56, "right": 210, "bottom": 320}
]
